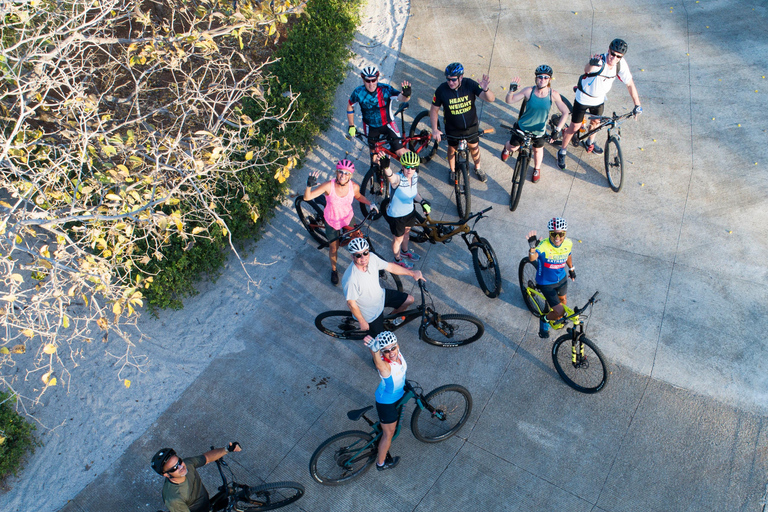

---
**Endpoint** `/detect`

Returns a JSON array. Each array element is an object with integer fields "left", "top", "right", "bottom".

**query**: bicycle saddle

[
  {"left": 347, "top": 405, "right": 373, "bottom": 421},
  {"left": 394, "top": 102, "right": 409, "bottom": 115}
]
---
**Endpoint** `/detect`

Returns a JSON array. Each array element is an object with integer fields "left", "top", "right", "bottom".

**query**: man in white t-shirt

[
  {"left": 342, "top": 237, "right": 424, "bottom": 337},
  {"left": 557, "top": 38, "right": 642, "bottom": 170}
]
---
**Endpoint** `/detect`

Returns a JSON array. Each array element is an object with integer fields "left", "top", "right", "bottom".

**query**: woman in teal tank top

[{"left": 500, "top": 65, "right": 571, "bottom": 183}]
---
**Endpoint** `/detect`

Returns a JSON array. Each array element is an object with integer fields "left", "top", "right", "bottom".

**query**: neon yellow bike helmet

[{"left": 400, "top": 151, "right": 420, "bottom": 168}]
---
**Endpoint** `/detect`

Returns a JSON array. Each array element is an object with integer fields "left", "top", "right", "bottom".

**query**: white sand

[{"left": 0, "top": 1, "right": 410, "bottom": 511}]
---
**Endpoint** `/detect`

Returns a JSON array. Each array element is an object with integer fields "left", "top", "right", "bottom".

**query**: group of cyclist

[{"left": 151, "top": 39, "right": 641, "bottom": 508}]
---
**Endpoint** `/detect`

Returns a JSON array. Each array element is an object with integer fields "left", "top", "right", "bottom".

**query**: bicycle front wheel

[
  {"left": 408, "top": 110, "right": 439, "bottom": 163},
  {"left": 454, "top": 159, "right": 471, "bottom": 220},
  {"left": 509, "top": 152, "right": 528, "bottom": 211},
  {"left": 604, "top": 135, "right": 624, "bottom": 192},
  {"left": 360, "top": 167, "right": 387, "bottom": 220},
  {"left": 294, "top": 196, "right": 328, "bottom": 246},
  {"left": 518, "top": 257, "right": 546, "bottom": 317},
  {"left": 315, "top": 311, "right": 367, "bottom": 340},
  {"left": 309, "top": 430, "right": 376, "bottom": 485},
  {"left": 235, "top": 481, "right": 305, "bottom": 511},
  {"left": 420, "top": 314, "right": 484, "bottom": 347},
  {"left": 471, "top": 237, "right": 501, "bottom": 298},
  {"left": 552, "top": 334, "right": 608, "bottom": 393},
  {"left": 411, "top": 384, "right": 472, "bottom": 443}
]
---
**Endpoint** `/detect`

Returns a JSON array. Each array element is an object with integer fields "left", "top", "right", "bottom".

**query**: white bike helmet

[
  {"left": 346, "top": 237, "right": 370, "bottom": 254},
  {"left": 548, "top": 217, "right": 568, "bottom": 231},
  {"left": 361, "top": 66, "right": 380, "bottom": 79},
  {"left": 370, "top": 331, "right": 398, "bottom": 352}
]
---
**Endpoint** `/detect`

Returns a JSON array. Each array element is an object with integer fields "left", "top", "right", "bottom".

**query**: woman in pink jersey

[{"left": 304, "top": 159, "right": 377, "bottom": 285}]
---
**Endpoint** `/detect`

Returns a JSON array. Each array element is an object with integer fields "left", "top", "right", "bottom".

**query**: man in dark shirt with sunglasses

[{"left": 151, "top": 442, "right": 241, "bottom": 512}]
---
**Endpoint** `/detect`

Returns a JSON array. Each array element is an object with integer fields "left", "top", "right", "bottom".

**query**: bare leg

[
  {"left": 329, "top": 240, "right": 339, "bottom": 271},
  {"left": 392, "top": 234, "right": 405, "bottom": 258},
  {"left": 391, "top": 294, "right": 414, "bottom": 315},
  {"left": 377, "top": 422, "right": 397, "bottom": 465}
]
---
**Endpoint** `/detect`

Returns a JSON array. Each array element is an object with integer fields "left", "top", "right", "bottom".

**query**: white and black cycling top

[{"left": 575, "top": 54, "right": 633, "bottom": 107}]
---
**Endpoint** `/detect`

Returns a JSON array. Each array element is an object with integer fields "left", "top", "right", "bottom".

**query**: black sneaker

[
  {"left": 330, "top": 270, "right": 339, "bottom": 286},
  {"left": 538, "top": 326, "right": 550, "bottom": 339},
  {"left": 376, "top": 453, "right": 400, "bottom": 471},
  {"left": 474, "top": 168, "right": 487, "bottom": 183},
  {"left": 449, "top": 170, "right": 456, "bottom": 183},
  {"left": 557, "top": 150, "right": 566, "bottom": 170}
]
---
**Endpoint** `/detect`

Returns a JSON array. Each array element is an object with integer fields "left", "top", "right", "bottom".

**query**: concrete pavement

[{"left": 57, "top": 0, "right": 768, "bottom": 511}]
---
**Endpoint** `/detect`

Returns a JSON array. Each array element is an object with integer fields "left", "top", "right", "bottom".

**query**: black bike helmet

[
  {"left": 150, "top": 448, "right": 176, "bottom": 475},
  {"left": 609, "top": 38, "right": 628, "bottom": 54},
  {"left": 444, "top": 62, "right": 464, "bottom": 77},
  {"left": 535, "top": 64, "right": 553, "bottom": 77}
]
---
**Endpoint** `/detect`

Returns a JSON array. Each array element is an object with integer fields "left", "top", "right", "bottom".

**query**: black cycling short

[
  {"left": 386, "top": 209, "right": 418, "bottom": 237},
  {"left": 376, "top": 400, "right": 401, "bottom": 424},
  {"left": 538, "top": 277, "right": 568, "bottom": 309},
  {"left": 508, "top": 122, "right": 546, "bottom": 149},
  {"left": 365, "top": 123, "right": 403, "bottom": 153},
  {"left": 445, "top": 125, "right": 480, "bottom": 147},
  {"left": 367, "top": 288, "right": 409, "bottom": 336},
  {"left": 571, "top": 100, "right": 604, "bottom": 124}
]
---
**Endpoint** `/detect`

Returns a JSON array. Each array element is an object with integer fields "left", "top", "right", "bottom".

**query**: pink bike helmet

[{"left": 336, "top": 159, "right": 355, "bottom": 173}]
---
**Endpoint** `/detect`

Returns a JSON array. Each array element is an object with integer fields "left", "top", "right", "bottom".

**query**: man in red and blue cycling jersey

[
  {"left": 526, "top": 217, "right": 576, "bottom": 338},
  {"left": 347, "top": 66, "right": 411, "bottom": 166}
]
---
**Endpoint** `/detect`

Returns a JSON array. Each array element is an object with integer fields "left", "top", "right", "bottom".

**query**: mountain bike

[
  {"left": 353, "top": 101, "right": 439, "bottom": 220},
  {"left": 500, "top": 123, "right": 535, "bottom": 212},
  {"left": 549, "top": 109, "right": 636, "bottom": 192},
  {"left": 443, "top": 129, "right": 493, "bottom": 221},
  {"left": 293, "top": 203, "right": 403, "bottom": 291},
  {"left": 315, "top": 279, "right": 484, "bottom": 347},
  {"left": 309, "top": 380, "right": 471, "bottom": 485},
  {"left": 408, "top": 205, "right": 501, "bottom": 298},
  {"left": 518, "top": 257, "right": 608, "bottom": 393},
  {"left": 207, "top": 449, "right": 304, "bottom": 511}
]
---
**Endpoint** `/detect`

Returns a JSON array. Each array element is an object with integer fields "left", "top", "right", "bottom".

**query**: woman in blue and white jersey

[
  {"left": 364, "top": 331, "right": 407, "bottom": 472},
  {"left": 383, "top": 151, "right": 429, "bottom": 270}
]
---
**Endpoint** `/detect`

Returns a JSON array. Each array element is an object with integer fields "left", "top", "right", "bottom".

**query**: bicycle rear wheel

[
  {"left": 420, "top": 314, "right": 484, "bottom": 347},
  {"left": 509, "top": 152, "right": 528, "bottom": 211},
  {"left": 604, "top": 135, "right": 624, "bottom": 192},
  {"left": 295, "top": 196, "right": 328, "bottom": 246},
  {"left": 408, "top": 110, "right": 439, "bottom": 163},
  {"left": 359, "top": 166, "right": 387, "bottom": 220},
  {"left": 235, "top": 481, "right": 305, "bottom": 511},
  {"left": 552, "top": 334, "right": 608, "bottom": 393},
  {"left": 309, "top": 430, "right": 376, "bottom": 485},
  {"left": 471, "top": 237, "right": 501, "bottom": 298},
  {"left": 315, "top": 311, "right": 367, "bottom": 340},
  {"left": 411, "top": 384, "right": 472, "bottom": 443},
  {"left": 454, "top": 158, "right": 470, "bottom": 220},
  {"left": 408, "top": 211, "right": 429, "bottom": 244},
  {"left": 518, "top": 257, "right": 546, "bottom": 317}
]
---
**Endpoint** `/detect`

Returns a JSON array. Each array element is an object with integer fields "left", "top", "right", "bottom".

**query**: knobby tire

[
  {"left": 455, "top": 158, "right": 470, "bottom": 221},
  {"left": 235, "top": 481, "right": 305, "bottom": 511},
  {"left": 408, "top": 110, "right": 439, "bottom": 163},
  {"left": 294, "top": 196, "right": 328, "bottom": 246},
  {"left": 420, "top": 314, "right": 484, "bottom": 347},
  {"left": 518, "top": 257, "right": 546, "bottom": 317},
  {"left": 604, "top": 135, "right": 624, "bottom": 192},
  {"left": 411, "top": 384, "right": 472, "bottom": 443},
  {"left": 509, "top": 153, "right": 528, "bottom": 211},
  {"left": 551, "top": 335, "right": 609, "bottom": 393},
  {"left": 471, "top": 238, "right": 502, "bottom": 298},
  {"left": 309, "top": 431, "right": 376, "bottom": 485}
]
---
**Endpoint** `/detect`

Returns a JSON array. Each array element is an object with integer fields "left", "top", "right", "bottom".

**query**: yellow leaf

[
  {"left": 106, "top": 193, "right": 122, "bottom": 202},
  {"left": 62, "top": 315, "right": 70, "bottom": 328},
  {"left": 103, "top": 145, "right": 117, "bottom": 157},
  {"left": 43, "top": 343, "right": 57, "bottom": 354},
  {"left": 268, "top": 23, "right": 277, "bottom": 36},
  {"left": 22, "top": 329, "right": 34, "bottom": 338},
  {"left": 15, "top": 234, "right": 22, "bottom": 244},
  {"left": 11, "top": 344, "right": 25, "bottom": 354},
  {"left": 42, "top": 372, "right": 57, "bottom": 386},
  {"left": 245, "top": 151, "right": 254, "bottom": 161},
  {"left": 124, "top": 379, "right": 131, "bottom": 388},
  {"left": 116, "top": 164, "right": 129, "bottom": 173},
  {"left": 97, "top": 317, "right": 108, "bottom": 330},
  {"left": 191, "top": 226, "right": 205, "bottom": 235},
  {"left": 113, "top": 302, "right": 122, "bottom": 315},
  {"left": 0, "top": 201, "right": 10, "bottom": 208},
  {"left": 0, "top": 436, "right": 5, "bottom": 445},
  {"left": 0, "top": 347, "right": 9, "bottom": 355},
  {"left": 11, "top": 273, "right": 23, "bottom": 283}
]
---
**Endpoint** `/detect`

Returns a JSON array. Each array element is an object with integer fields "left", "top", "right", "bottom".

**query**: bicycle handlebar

[
  {"left": 444, "top": 128, "right": 493, "bottom": 140},
  {"left": 325, "top": 208, "right": 377, "bottom": 246}
]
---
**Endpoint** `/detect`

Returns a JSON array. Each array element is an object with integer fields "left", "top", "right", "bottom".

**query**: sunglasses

[
  {"left": 609, "top": 51, "right": 623, "bottom": 59},
  {"left": 166, "top": 458, "right": 183, "bottom": 473},
  {"left": 536, "top": 75, "right": 550, "bottom": 80},
  {"left": 337, "top": 170, "right": 352, "bottom": 176},
  {"left": 364, "top": 78, "right": 378, "bottom": 83},
  {"left": 382, "top": 345, "right": 398, "bottom": 354},
  {"left": 402, "top": 165, "right": 418, "bottom": 170},
  {"left": 549, "top": 231, "right": 566, "bottom": 239},
  {"left": 446, "top": 77, "right": 459, "bottom": 82},
  {"left": 353, "top": 250, "right": 370, "bottom": 259}
]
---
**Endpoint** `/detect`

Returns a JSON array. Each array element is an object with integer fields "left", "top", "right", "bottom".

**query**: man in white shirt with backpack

[{"left": 557, "top": 38, "right": 643, "bottom": 170}]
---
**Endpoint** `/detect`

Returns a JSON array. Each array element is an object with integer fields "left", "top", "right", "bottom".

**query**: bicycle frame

[
  {"left": 523, "top": 287, "right": 598, "bottom": 331},
  {"left": 573, "top": 111, "right": 634, "bottom": 145},
  {"left": 355, "top": 102, "right": 433, "bottom": 163},
  {"left": 414, "top": 206, "right": 492, "bottom": 246},
  {"left": 500, "top": 124, "right": 534, "bottom": 157}
]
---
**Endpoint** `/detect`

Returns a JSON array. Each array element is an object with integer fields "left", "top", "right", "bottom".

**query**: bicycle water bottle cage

[
  {"left": 458, "top": 139, "right": 468, "bottom": 151},
  {"left": 347, "top": 405, "right": 374, "bottom": 421}
]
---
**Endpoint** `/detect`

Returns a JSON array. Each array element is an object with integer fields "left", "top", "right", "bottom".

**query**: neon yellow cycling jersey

[{"left": 535, "top": 238, "right": 572, "bottom": 285}]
